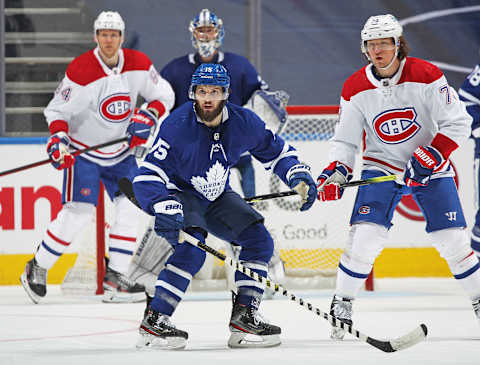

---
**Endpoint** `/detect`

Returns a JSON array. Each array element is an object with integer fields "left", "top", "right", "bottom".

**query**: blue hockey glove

[
  {"left": 287, "top": 164, "right": 317, "bottom": 211},
  {"left": 317, "top": 161, "right": 353, "bottom": 201},
  {"left": 46, "top": 132, "right": 75, "bottom": 170},
  {"left": 127, "top": 106, "right": 157, "bottom": 149},
  {"left": 153, "top": 196, "right": 184, "bottom": 246},
  {"left": 404, "top": 145, "right": 443, "bottom": 187}
]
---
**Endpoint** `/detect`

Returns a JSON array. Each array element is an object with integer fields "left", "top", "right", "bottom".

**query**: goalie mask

[
  {"left": 360, "top": 14, "right": 402, "bottom": 70},
  {"left": 94, "top": 11, "right": 125, "bottom": 35},
  {"left": 189, "top": 63, "right": 230, "bottom": 100},
  {"left": 189, "top": 9, "right": 224, "bottom": 58}
]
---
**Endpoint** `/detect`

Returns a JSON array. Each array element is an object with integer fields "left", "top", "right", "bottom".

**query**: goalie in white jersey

[
  {"left": 316, "top": 14, "right": 480, "bottom": 339},
  {"left": 20, "top": 11, "right": 175, "bottom": 304}
]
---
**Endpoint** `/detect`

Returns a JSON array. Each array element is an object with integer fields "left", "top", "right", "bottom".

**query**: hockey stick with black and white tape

[
  {"left": 244, "top": 174, "right": 402, "bottom": 203},
  {"left": 118, "top": 177, "right": 427, "bottom": 352},
  {"left": 178, "top": 230, "right": 427, "bottom": 352}
]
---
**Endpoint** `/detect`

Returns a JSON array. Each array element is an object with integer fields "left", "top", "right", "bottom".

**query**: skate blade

[
  {"left": 330, "top": 327, "right": 346, "bottom": 341},
  {"left": 102, "top": 290, "right": 146, "bottom": 303},
  {"left": 136, "top": 331, "right": 186, "bottom": 350},
  {"left": 20, "top": 273, "right": 42, "bottom": 304},
  {"left": 228, "top": 331, "right": 281, "bottom": 348}
]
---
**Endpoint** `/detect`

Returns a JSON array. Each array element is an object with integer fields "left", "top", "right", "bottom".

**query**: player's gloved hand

[
  {"left": 46, "top": 131, "right": 75, "bottom": 170},
  {"left": 404, "top": 145, "right": 443, "bottom": 187},
  {"left": 317, "top": 161, "right": 353, "bottom": 201},
  {"left": 287, "top": 164, "right": 317, "bottom": 211},
  {"left": 127, "top": 105, "right": 158, "bottom": 149},
  {"left": 153, "top": 196, "right": 184, "bottom": 247}
]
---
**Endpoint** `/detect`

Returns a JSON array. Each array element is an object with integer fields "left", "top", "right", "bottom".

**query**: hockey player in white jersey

[
  {"left": 316, "top": 14, "right": 480, "bottom": 339},
  {"left": 132, "top": 63, "right": 316, "bottom": 349},
  {"left": 20, "top": 11, "right": 175, "bottom": 304}
]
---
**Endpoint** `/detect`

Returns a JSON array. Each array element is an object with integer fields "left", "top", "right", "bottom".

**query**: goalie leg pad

[
  {"left": 128, "top": 217, "right": 174, "bottom": 296},
  {"left": 430, "top": 228, "right": 480, "bottom": 300}
]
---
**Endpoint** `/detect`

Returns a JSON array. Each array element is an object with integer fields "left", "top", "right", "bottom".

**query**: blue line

[{"left": 0, "top": 137, "right": 48, "bottom": 144}]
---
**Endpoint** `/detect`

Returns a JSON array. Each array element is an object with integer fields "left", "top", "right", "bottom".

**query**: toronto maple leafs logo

[{"left": 191, "top": 161, "right": 230, "bottom": 201}]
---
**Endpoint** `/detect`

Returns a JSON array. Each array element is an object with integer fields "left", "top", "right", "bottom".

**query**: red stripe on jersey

[
  {"left": 109, "top": 234, "right": 137, "bottom": 242},
  {"left": 431, "top": 132, "right": 458, "bottom": 159},
  {"left": 49, "top": 120, "right": 69, "bottom": 134},
  {"left": 341, "top": 66, "right": 376, "bottom": 101},
  {"left": 47, "top": 229, "right": 70, "bottom": 246},
  {"left": 122, "top": 49, "right": 152, "bottom": 72},
  {"left": 363, "top": 156, "right": 404, "bottom": 172},
  {"left": 69, "top": 137, "right": 127, "bottom": 155},
  {"left": 66, "top": 49, "right": 107, "bottom": 86},
  {"left": 397, "top": 57, "right": 443, "bottom": 85}
]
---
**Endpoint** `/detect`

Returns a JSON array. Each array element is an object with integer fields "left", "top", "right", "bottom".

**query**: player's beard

[{"left": 195, "top": 100, "right": 226, "bottom": 123}]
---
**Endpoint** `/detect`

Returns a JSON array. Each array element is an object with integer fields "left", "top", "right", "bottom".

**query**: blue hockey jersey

[
  {"left": 160, "top": 51, "right": 268, "bottom": 110},
  {"left": 459, "top": 63, "right": 480, "bottom": 138},
  {"left": 133, "top": 101, "right": 300, "bottom": 214}
]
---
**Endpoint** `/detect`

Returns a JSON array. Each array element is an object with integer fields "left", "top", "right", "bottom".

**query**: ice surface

[{"left": 0, "top": 278, "right": 478, "bottom": 365}]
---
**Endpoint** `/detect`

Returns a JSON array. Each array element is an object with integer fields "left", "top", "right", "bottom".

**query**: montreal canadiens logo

[
  {"left": 372, "top": 107, "right": 420, "bottom": 144},
  {"left": 99, "top": 93, "right": 132, "bottom": 123}
]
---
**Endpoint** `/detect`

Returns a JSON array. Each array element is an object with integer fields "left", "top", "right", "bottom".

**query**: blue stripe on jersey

[
  {"left": 109, "top": 247, "right": 133, "bottom": 255},
  {"left": 339, "top": 262, "right": 370, "bottom": 279},
  {"left": 41, "top": 241, "right": 62, "bottom": 256},
  {"left": 454, "top": 261, "right": 480, "bottom": 280}
]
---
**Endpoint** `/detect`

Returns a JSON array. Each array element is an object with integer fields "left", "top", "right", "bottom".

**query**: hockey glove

[
  {"left": 404, "top": 145, "right": 443, "bottom": 187},
  {"left": 317, "top": 161, "right": 353, "bottom": 201},
  {"left": 46, "top": 132, "right": 75, "bottom": 170},
  {"left": 286, "top": 164, "right": 317, "bottom": 211},
  {"left": 127, "top": 105, "right": 158, "bottom": 149},
  {"left": 153, "top": 196, "right": 184, "bottom": 247}
]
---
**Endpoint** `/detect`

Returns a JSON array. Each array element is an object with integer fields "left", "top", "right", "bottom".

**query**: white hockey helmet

[
  {"left": 360, "top": 14, "right": 402, "bottom": 55},
  {"left": 94, "top": 11, "right": 125, "bottom": 35}
]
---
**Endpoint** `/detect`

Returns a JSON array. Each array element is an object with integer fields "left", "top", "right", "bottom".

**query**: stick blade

[{"left": 367, "top": 323, "right": 427, "bottom": 353}]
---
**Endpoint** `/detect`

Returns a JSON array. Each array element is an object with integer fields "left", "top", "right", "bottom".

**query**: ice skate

[
  {"left": 137, "top": 308, "right": 188, "bottom": 350},
  {"left": 330, "top": 295, "right": 353, "bottom": 340},
  {"left": 473, "top": 298, "right": 480, "bottom": 324},
  {"left": 20, "top": 258, "right": 47, "bottom": 304},
  {"left": 102, "top": 266, "right": 146, "bottom": 303},
  {"left": 228, "top": 298, "right": 281, "bottom": 348}
]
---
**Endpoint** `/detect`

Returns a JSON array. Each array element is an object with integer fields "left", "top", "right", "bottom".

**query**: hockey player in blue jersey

[
  {"left": 132, "top": 64, "right": 316, "bottom": 349},
  {"left": 459, "top": 63, "right": 480, "bottom": 260},
  {"left": 160, "top": 8, "right": 275, "bottom": 198}
]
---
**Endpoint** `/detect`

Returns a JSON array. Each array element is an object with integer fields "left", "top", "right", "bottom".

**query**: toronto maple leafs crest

[{"left": 191, "top": 161, "right": 230, "bottom": 201}]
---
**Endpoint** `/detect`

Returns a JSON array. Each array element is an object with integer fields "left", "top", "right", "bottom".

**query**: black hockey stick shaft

[
  {"left": 118, "top": 176, "right": 427, "bottom": 352},
  {"left": 179, "top": 230, "right": 427, "bottom": 353},
  {"left": 244, "top": 174, "right": 400, "bottom": 203},
  {"left": 0, "top": 137, "right": 128, "bottom": 178}
]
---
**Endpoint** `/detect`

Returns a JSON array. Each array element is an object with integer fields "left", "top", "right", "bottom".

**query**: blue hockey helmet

[
  {"left": 189, "top": 9, "right": 224, "bottom": 58},
  {"left": 189, "top": 63, "right": 230, "bottom": 99}
]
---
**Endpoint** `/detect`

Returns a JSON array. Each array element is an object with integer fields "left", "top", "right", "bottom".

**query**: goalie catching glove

[
  {"left": 286, "top": 164, "right": 317, "bottom": 211},
  {"left": 404, "top": 145, "right": 443, "bottom": 187},
  {"left": 317, "top": 161, "right": 353, "bottom": 201},
  {"left": 46, "top": 131, "right": 75, "bottom": 170},
  {"left": 153, "top": 196, "right": 184, "bottom": 246}
]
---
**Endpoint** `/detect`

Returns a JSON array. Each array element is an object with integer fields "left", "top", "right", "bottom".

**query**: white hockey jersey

[
  {"left": 44, "top": 47, "right": 175, "bottom": 166},
  {"left": 329, "top": 57, "right": 472, "bottom": 178}
]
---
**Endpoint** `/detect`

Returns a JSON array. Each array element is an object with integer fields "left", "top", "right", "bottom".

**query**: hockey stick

[
  {"left": 244, "top": 174, "right": 401, "bottom": 203},
  {"left": 0, "top": 137, "right": 128, "bottom": 178},
  {"left": 117, "top": 177, "right": 428, "bottom": 352},
  {"left": 179, "top": 229, "right": 427, "bottom": 353}
]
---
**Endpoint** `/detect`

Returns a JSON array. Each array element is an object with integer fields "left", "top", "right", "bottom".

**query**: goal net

[{"left": 61, "top": 105, "right": 373, "bottom": 295}]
